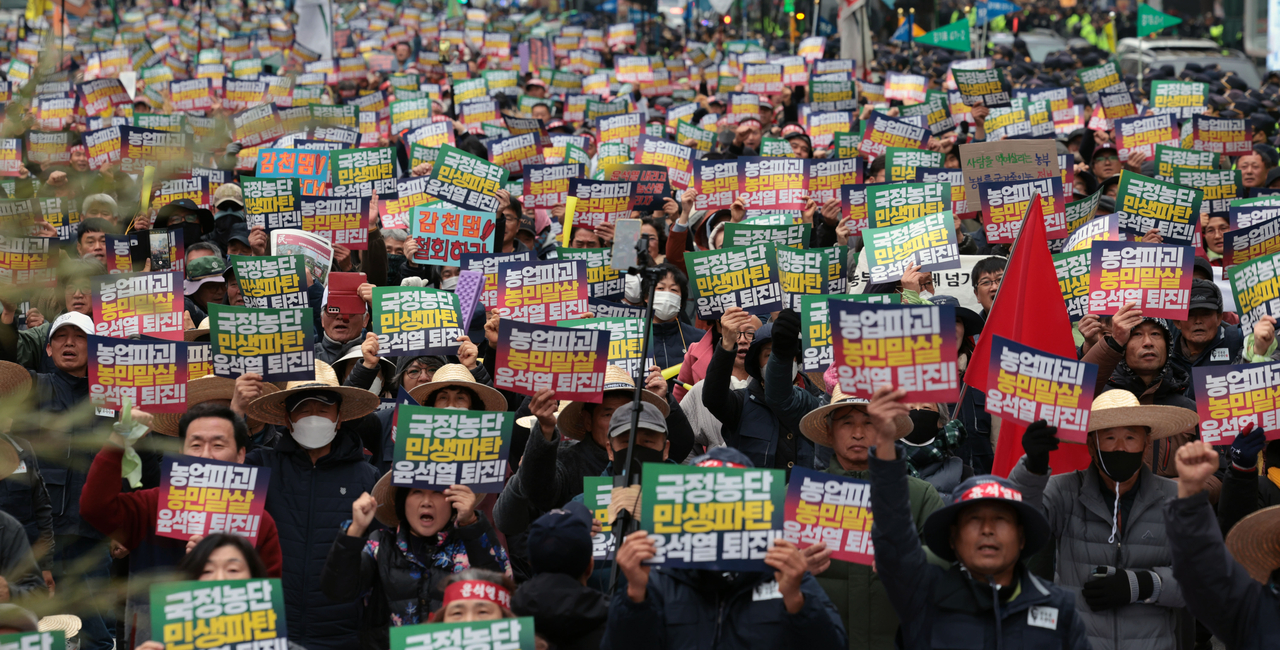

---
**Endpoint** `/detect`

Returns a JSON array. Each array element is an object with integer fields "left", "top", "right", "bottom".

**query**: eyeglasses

[
  {"left": 977, "top": 276, "right": 1003, "bottom": 289},
  {"left": 738, "top": 331, "right": 756, "bottom": 341},
  {"left": 404, "top": 367, "right": 432, "bottom": 380}
]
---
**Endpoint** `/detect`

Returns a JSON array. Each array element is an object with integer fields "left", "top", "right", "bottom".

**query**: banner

[
  {"left": 392, "top": 406, "right": 511, "bottom": 491},
  {"left": 493, "top": 319, "right": 610, "bottom": 401},
  {"left": 89, "top": 336, "right": 187, "bottom": 413},
  {"left": 560, "top": 248, "right": 624, "bottom": 301},
  {"left": 809, "top": 80, "right": 858, "bottom": 112},
  {"left": 209, "top": 304, "right": 315, "bottom": 381},
  {"left": 831, "top": 300, "right": 959, "bottom": 401},
  {"left": 783, "top": 466, "right": 874, "bottom": 565},
  {"left": 1193, "top": 362, "right": 1280, "bottom": 444},
  {"left": 151, "top": 579, "right": 286, "bottom": 649},
  {"left": 688, "top": 243, "right": 783, "bottom": 318},
  {"left": 93, "top": 272, "right": 185, "bottom": 340},
  {"left": 558, "top": 317, "right": 650, "bottom": 375},
  {"left": 742, "top": 63, "right": 783, "bottom": 94},
  {"left": 985, "top": 335, "right": 1098, "bottom": 443},
  {"left": 426, "top": 144, "right": 509, "bottom": 213},
  {"left": 497, "top": 259, "right": 589, "bottom": 324},
  {"left": 370, "top": 286, "right": 464, "bottom": 356},
  {"left": 1087, "top": 241, "right": 1193, "bottom": 320},
  {"left": 862, "top": 212, "right": 961, "bottom": 284},
  {"left": 640, "top": 463, "right": 785, "bottom": 571},
  {"left": 1115, "top": 171, "right": 1201, "bottom": 246},
  {"left": 156, "top": 456, "right": 269, "bottom": 543},
  {"left": 1192, "top": 115, "right": 1253, "bottom": 156}
]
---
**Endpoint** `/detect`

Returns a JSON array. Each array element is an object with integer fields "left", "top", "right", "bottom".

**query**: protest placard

[
  {"left": 1054, "top": 248, "right": 1093, "bottom": 322},
  {"left": 867, "top": 182, "right": 950, "bottom": 229},
  {"left": 603, "top": 164, "right": 670, "bottom": 212},
  {"left": 1192, "top": 362, "right": 1280, "bottom": 444},
  {"left": 1174, "top": 168, "right": 1240, "bottom": 216},
  {"left": 1224, "top": 216, "right": 1280, "bottom": 267},
  {"left": 0, "top": 631, "right": 63, "bottom": 650},
  {"left": 597, "top": 112, "right": 643, "bottom": 146},
  {"left": 952, "top": 67, "right": 1011, "bottom": 108},
  {"left": 1115, "top": 171, "right": 1201, "bottom": 246},
  {"left": 156, "top": 456, "right": 269, "bottom": 543},
  {"left": 1230, "top": 250, "right": 1280, "bottom": 331},
  {"left": 88, "top": 336, "right": 187, "bottom": 413},
  {"left": 636, "top": 135, "right": 695, "bottom": 191},
  {"left": 1150, "top": 80, "right": 1208, "bottom": 119},
  {"left": 783, "top": 466, "right": 874, "bottom": 565},
  {"left": 298, "top": 196, "right": 369, "bottom": 250},
  {"left": 1154, "top": 144, "right": 1216, "bottom": 182},
  {"left": 493, "top": 319, "right": 610, "bottom": 400},
  {"left": 371, "top": 287, "right": 464, "bottom": 356},
  {"left": 497, "top": 259, "right": 589, "bottom": 324},
  {"left": 693, "top": 160, "right": 741, "bottom": 212},
  {"left": 425, "top": 144, "right": 509, "bottom": 213},
  {"left": 257, "top": 148, "right": 330, "bottom": 196},
  {"left": 1192, "top": 115, "right": 1252, "bottom": 156},
  {"left": 559, "top": 317, "right": 650, "bottom": 375},
  {"left": 640, "top": 463, "right": 784, "bottom": 571},
  {"left": 487, "top": 133, "right": 543, "bottom": 176},
  {"left": 0, "top": 235, "right": 53, "bottom": 285},
  {"left": 328, "top": 146, "right": 396, "bottom": 199},
  {"left": 977, "top": 179, "right": 1066, "bottom": 243},
  {"left": 389, "top": 618, "right": 534, "bottom": 650},
  {"left": 583, "top": 476, "right": 615, "bottom": 560},
  {"left": 209, "top": 304, "right": 315, "bottom": 381},
  {"left": 93, "top": 272, "right": 184, "bottom": 340},
  {"left": 723, "top": 222, "right": 811, "bottom": 249},
  {"left": 151, "top": 578, "right": 285, "bottom": 649},
  {"left": 885, "top": 148, "right": 944, "bottom": 183},
  {"left": 1062, "top": 210, "right": 1118, "bottom": 254},
  {"left": 121, "top": 127, "right": 191, "bottom": 174},
  {"left": 742, "top": 63, "right": 783, "bottom": 94},
  {"left": 737, "top": 157, "right": 809, "bottom": 213},
  {"left": 408, "top": 204, "right": 495, "bottom": 266},
  {"left": 1087, "top": 241, "right": 1193, "bottom": 320},
  {"left": 1077, "top": 61, "right": 1126, "bottom": 106},
  {"left": 808, "top": 158, "right": 862, "bottom": 204},
  {"left": 912, "top": 167, "right": 968, "bottom": 213},
  {"left": 1114, "top": 114, "right": 1180, "bottom": 161},
  {"left": 560, "top": 247, "right": 624, "bottom": 301},
  {"left": 232, "top": 255, "right": 308, "bottom": 310},
  {"left": 231, "top": 104, "right": 285, "bottom": 149},
  {"left": 858, "top": 113, "right": 930, "bottom": 162},
  {"left": 567, "top": 178, "right": 636, "bottom": 228},
  {"left": 885, "top": 71, "right": 927, "bottom": 104},
  {"left": 830, "top": 300, "right": 959, "bottom": 402},
  {"left": 462, "top": 251, "right": 532, "bottom": 310},
  {"left": 800, "top": 294, "right": 896, "bottom": 373},
  {"left": 1230, "top": 196, "right": 1280, "bottom": 229},
  {"left": 958, "top": 140, "right": 1060, "bottom": 212},
  {"left": 809, "top": 80, "right": 858, "bottom": 112},
  {"left": 807, "top": 111, "right": 856, "bottom": 149},
  {"left": 862, "top": 212, "right": 961, "bottom": 284},
  {"left": 776, "top": 245, "right": 828, "bottom": 311},
  {"left": 392, "top": 406, "right": 511, "bottom": 491},
  {"left": 839, "top": 183, "right": 872, "bottom": 237},
  {"left": 26, "top": 131, "right": 72, "bottom": 166},
  {"left": 985, "top": 335, "right": 1098, "bottom": 442},
  {"left": 687, "top": 243, "right": 783, "bottom": 318}
]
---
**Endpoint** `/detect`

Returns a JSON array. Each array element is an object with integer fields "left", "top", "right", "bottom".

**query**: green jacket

[
  {"left": 11, "top": 321, "right": 49, "bottom": 371},
  {"left": 815, "top": 464, "right": 945, "bottom": 650}
]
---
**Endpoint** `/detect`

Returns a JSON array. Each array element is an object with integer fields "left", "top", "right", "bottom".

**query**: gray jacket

[{"left": 1009, "top": 455, "right": 1185, "bottom": 650}]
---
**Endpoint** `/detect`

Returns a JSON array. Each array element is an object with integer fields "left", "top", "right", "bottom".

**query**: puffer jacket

[
  {"left": 321, "top": 516, "right": 510, "bottom": 650},
  {"left": 245, "top": 421, "right": 380, "bottom": 650},
  {"left": 815, "top": 464, "right": 944, "bottom": 650},
  {"left": 1009, "top": 456, "right": 1185, "bottom": 650}
]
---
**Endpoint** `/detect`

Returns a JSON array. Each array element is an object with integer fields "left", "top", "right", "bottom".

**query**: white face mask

[
  {"left": 918, "top": 290, "right": 934, "bottom": 301},
  {"left": 624, "top": 274, "right": 643, "bottom": 302},
  {"left": 653, "top": 290, "right": 681, "bottom": 320},
  {"left": 291, "top": 415, "right": 339, "bottom": 450},
  {"left": 792, "top": 361, "right": 801, "bottom": 378},
  {"left": 439, "top": 406, "right": 467, "bottom": 410},
  {"left": 729, "top": 376, "right": 750, "bottom": 390},
  {"left": 441, "top": 276, "right": 459, "bottom": 291}
]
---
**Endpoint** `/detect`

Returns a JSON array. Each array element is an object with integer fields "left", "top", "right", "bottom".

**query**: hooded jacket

[
  {"left": 245, "top": 419, "right": 381, "bottom": 650},
  {"left": 869, "top": 449, "right": 1090, "bottom": 650},
  {"left": 1008, "top": 457, "right": 1185, "bottom": 650},
  {"left": 321, "top": 515, "right": 509, "bottom": 650},
  {"left": 602, "top": 567, "right": 846, "bottom": 650},
  {"left": 511, "top": 572, "right": 609, "bottom": 650}
]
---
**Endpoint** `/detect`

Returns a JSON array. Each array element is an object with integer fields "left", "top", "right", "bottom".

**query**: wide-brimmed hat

[
  {"left": 922, "top": 475, "right": 1052, "bottom": 562},
  {"left": 516, "top": 399, "right": 570, "bottom": 430},
  {"left": 407, "top": 363, "right": 507, "bottom": 412},
  {"left": 335, "top": 344, "right": 396, "bottom": 394},
  {"left": 184, "top": 317, "right": 211, "bottom": 341},
  {"left": 799, "top": 385, "right": 912, "bottom": 447},
  {"left": 1084, "top": 389, "right": 1198, "bottom": 441},
  {"left": 0, "top": 361, "right": 32, "bottom": 401},
  {"left": 1225, "top": 505, "right": 1280, "bottom": 584},
  {"left": 151, "top": 375, "right": 280, "bottom": 436},
  {"left": 369, "top": 469, "right": 457, "bottom": 529},
  {"left": 244, "top": 360, "right": 381, "bottom": 426},
  {"left": 558, "top": 365, "right": 669, "bottom": 441}
]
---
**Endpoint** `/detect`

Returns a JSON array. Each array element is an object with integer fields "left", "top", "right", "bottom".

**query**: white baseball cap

[{"left": 50, "top": 312, "right": 93, "bottom": 338}]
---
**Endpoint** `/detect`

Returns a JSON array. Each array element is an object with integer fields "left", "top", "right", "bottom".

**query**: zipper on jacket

[
  {"left": 1113, "top": 538, "right": 1123, "bottom": 647},
  {"left": 713, "top": 596, "right": 726, "bottom": 648}
]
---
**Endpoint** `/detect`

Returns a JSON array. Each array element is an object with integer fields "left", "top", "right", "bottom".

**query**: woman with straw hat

[
  {"left": 1007, "top": 389, "right": 1200, "bottom": 650},
  {"left": 1167, "top": 438, "right": 1280, "bottom": 650},
  {"left": 242, "top": 361, "right": 382, "bottom": 650}
]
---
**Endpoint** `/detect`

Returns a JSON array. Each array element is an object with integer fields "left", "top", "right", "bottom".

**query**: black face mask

[
  {"left": 1097, "top": 449, "right": 1145, "bottom": 483},
  {"left": 906, "top": 410, "right": 941, "bottom": 445},
  {"left": 387, "top": 254, "right": 407, "bottom": 278},
  {"left": 181, "top": 223, "right": 205, "bottom": 249},
  {"left": 610, "top": 444, "right": 665, "bottom": 480}
]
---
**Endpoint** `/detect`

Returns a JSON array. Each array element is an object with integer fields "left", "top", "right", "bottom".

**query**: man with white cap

[
  {"left": 1007, "top": 389, "right": 1199, "bottom": 650},
  {"left": 0, "top": 258, "right": 104, "bottom": 373}
]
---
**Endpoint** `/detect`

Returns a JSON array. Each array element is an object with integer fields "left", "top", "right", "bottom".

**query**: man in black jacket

[
  {"left": 865, "top": 386, "right": 1090, "bottom": 650},
  {"left": 0, "top": 509, "right": 46, "bottom": 604},
  {"left": 512, "top": 502, "right": 608, "bottom": 650}
]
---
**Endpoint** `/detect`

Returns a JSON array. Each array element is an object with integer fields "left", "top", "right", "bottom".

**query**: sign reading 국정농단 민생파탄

[
  {"left": 209, "top": 304, "right": 315, "bottom": 381},
  {"left": 560, "top": 248, "right": 624, "bottom": 301},
  {"left": 92, "top": 271, "right": 185, "bottom": 340},
  {"left": 831, "top": 300, "right": 960, "bottom": 402},
  {"left": 496, "top": 259, "right": 588, "bottom": 324},
  {"left": 329, "top": 146, "right": 397, "bottom": 198},
  {"left": 862, "top": 212, "right": 961, "bottom": 284},
  {"left": 231, "top": 255, "right": 308, "bottom": 309},
  {"left": 1229, "top": 250, "right": 1280, "bottom": 331},
  {"left": 151, "top": 578, "right": 286, "bottom": 650},
  {"left": 157, "top": 455, "right": 270, "bottom": 544},
  {"left": 493, "top": 319, "right": 610, "bottom": 401},
  {"left": 951, "top": 67, "right": 1011, "bottom": 108},
  {"left": 1087, "top": 241, "right": 1192, "bottom": 321},
  {"left": 723, "top": 222, "right": 811, "bottom": 249},
  {"left": 242, "top": 177, "right": 303, "bottom": 231},
  {"left": 784, "top": 466, "right": 875, "bottom": 565},
  {"left": 1054, "top": 248, "right": 1093, "bottom": 322},
  {"left": 687, "top": 243, "right": 783, "bottom": 319},
  {"left": 426, "top": 144, "right": 509, "bottom": 213},
  {"left": 389, "top": 618, "right": 535, "bottom": 650},
  {"left": 1154, "top": 145, "right": 1215, "bottom": 182},
  {"left": 392, "top": 405, "right": 511, "bottom": 492},
  {"left": 984, "top": 335, "right": 1099, "bottom": 443},
  {"left": 89, "top": 336, "right": 187, "bottom": 413},
  {"left": 583, "top": 476, "right": 615, "bottom": 560},
  {"left": 1174, "top": 168, "right": 1239, "bottom": 217},
  {"left": 640, "top": 463, "right": 785, "bottom": 571},
  {"left": 1115, "top": 171, "right": 1201, "bottom": 246},
  {"left": 409, "top": 204, "right": 495, "bottom": 266},
  {"left": 558, "top": 317, "right": 651, "bottom": 376},
  {"left": 1191, "top": 363, "right": 1280, "bottom": 445},
  {"left": 866, "top": 182, "right": 950, "bottom": 229},
  {"left": 776, "top": 246, "right": 829, "bottom": 311},
  {"left": 372, "top": 287, "right": 464, "bottom": 356},
  {"left": 0, "top": 631, "right": 64, "bottom": 650},
  {"left": 801, "top": 294, "right": 896, "bottom": 373}
]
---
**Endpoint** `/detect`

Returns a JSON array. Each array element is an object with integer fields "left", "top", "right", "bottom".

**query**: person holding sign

[
  {"left": 1006, "top": 390, "right": 1200, "bottom": 650},
  {"left": 863, "top": 387, "right": 1089, "bottom": 650}
]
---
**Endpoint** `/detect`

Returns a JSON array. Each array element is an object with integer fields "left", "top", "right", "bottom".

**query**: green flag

[
  {"left": 914, "top": 20, "right": 971, "bottom": 52},
  {"left": 1138, "top": 4, "right": 1182, "bottom": 37}
]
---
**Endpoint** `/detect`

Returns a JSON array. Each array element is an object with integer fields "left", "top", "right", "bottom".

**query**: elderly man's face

[
  {"left": 950, "top": 502, "right": 1024, "bottom": 579},
  {"left": 47, "top": 326, "right": 87, "bottom": 375},
  {"left": 1124, "top": 322, "right": 1167, "bottom": 376},
  {"left": 385, "top": 238, "right": 405, "bottom": 256},
  {"left": 322, "top": 310, "right": 368, "bottom": 343},
  {"left": 77, "top": 231, "right": 106, "bottom": 262},
  {"left": 1239, "top": 154, "right": 1268, "bottom": 188},
  {"left": 570, "top": 229, "right": 601, "bottom": 249},
  {"left": 69, "top": 148, "right": 89, "bottom": 172}
]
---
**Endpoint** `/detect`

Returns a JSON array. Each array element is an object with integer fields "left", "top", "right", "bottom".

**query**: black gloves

[
  {"left": 770, "top": 308, "right": 802, "bottom": 364},
  {"left": 1082, "top": 568, "right": 1157, "bottom": 611},
  {"left": 1230, "top": 425, "right": 1267, "bottom": 471},
  {"left": 1021, "top": 419, "right": 1060, "bottom": 475}
]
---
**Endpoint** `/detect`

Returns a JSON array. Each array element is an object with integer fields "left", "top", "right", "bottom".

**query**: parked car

[
  {"left": 989, "top": 28, "right": 1069, "bottom": 62},
  {"left": 1116, "top": 37, "right": 1263, "bottom": 87}
]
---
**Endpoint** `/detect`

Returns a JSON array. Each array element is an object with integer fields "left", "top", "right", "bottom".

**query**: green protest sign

[
  {"left": 915, "top": 19, "right": 971, "bottom": 51},
  {"left": 390, "top": 618, "right": 536, "bottom": 650},
  {"left": 392, "top": 405, "right": 513, "bottom": 492},
  {"left": 559, "top": 317, "right": 650, "bottom": 375},
  {"left": 372, "top": 286, "right": 464, "bottom": 356},
  {"left": 151, "top": 578, "right": 287, "bottom": 649},
  {"left": 230, "top": 254, "right": 308, "bottom": 309},
  {"left": 1138, "top": 4, "right": 1182, "bottom": 37}
]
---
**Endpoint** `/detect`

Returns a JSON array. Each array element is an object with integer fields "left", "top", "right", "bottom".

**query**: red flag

[{"left": 965, "top": 195, "right": 1093, "bottom": 477}]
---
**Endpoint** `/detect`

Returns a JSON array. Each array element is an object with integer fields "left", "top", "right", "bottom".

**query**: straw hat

[
  {"left": 244, "top": 360, "right": 381, "bottom": 426},
  {"left": 1225, "top": 505, "right": 1280, "bottom": 584},
  {"left": 150, "top": 375, "right": 280, "bottom": 436},
  {"left": 370, "top": 469, "right": 461, "bottom": 529},
  {"left": 516, "top": 399, "right": 570, "bottom": 430},
  {"left": 407, "top": 363, "right": 507, "bottom": 412},
  {"left": 184, "top": 317, "right": 211, "bottom": 341},
  {"left": 335, "top": 344, "right": 397, "bottom": 394},
  {"left": 1084, "top": 389, "right": 1199, "bottom": 441},
  {"left": 799, "top": 385, "right": 913, "bottom": 447},
  {"left": 558, "top": 365, "right": 669, "bottom": 441},
  {"left": 0, "top": 361, "right": 31, "bottom": 400},
  {"left": 38, "top": 614, "right": 82, "bottom": 638}
]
